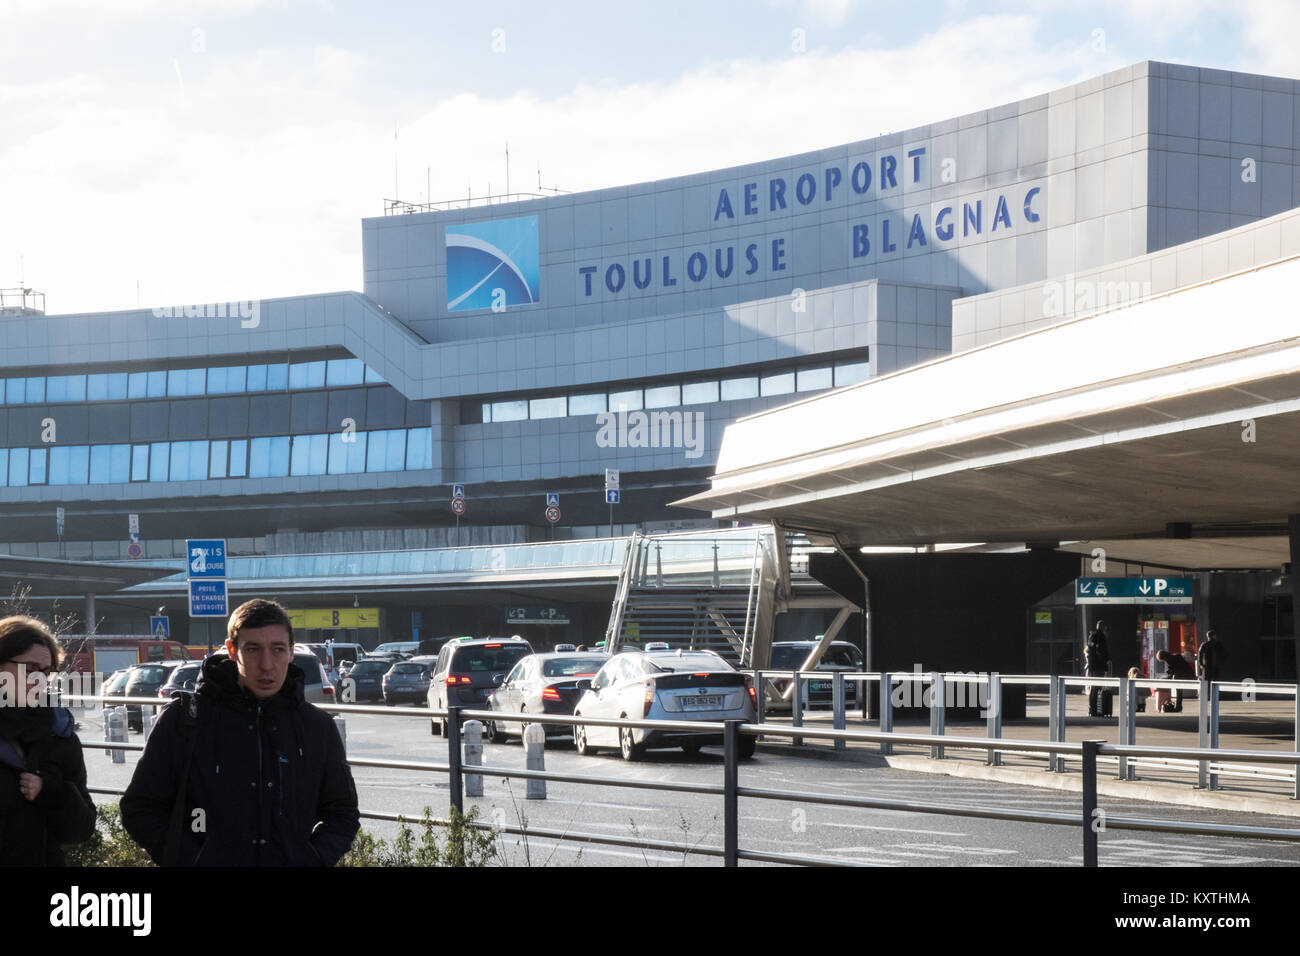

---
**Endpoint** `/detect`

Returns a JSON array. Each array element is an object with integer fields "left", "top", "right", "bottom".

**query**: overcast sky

[{"left": 2, "top": 0, "right": 1297, "bottom": 315}]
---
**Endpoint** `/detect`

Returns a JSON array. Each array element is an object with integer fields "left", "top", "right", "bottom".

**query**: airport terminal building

[{"left": 3, "top": 60, "right": 1300, "bottom": 667}]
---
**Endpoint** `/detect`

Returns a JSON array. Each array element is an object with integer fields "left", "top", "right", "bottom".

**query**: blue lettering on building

[
  {"left": 825, "top": 166, "right": 841, "bottom": 202},
  {"left": 715, "top": 247, "right": 735, "bottom": 278},
  {"left": 795, "top": 173, "right": 816, "bottom": 206},
  {"left": 992, "top": 195, "right": 1012, "bottom": 231},
  {"left": 745, "top": 243, "right": 759, "bottom": 275},
  {"left": 880, "top": 155, "right": 898, "bottom": 190},
  {"left": 1023, "top": 186, "right": 1041, "bottom": 223},
  {"left": 770, "top": 177, "right": 787, "bottom": 211},
  {"left": 714, "top": 189, "right": 735, "bottom": 221},
  {"left": 662, "top": 255, "right": 677, "bottom": 287},
  {"left": 687, "top": 252, "right": 708, "bottom": 282},
  {"left": 882, "top": 218, "right": 896, "bottom": 253},
  {"left": 935, "top": 207, "right": 954, "bottom": 242},
  {"left": 633, "top": 258, "right": 652, "bottom": 289},
  {"left": 907, "top": 214, "right": 927, "bottom": 248},
  {"left": 579, "top": 265, "right": 597, "bottom": 296},
  {"left": 907, "top": 148, "right": 926, "bottom": 182},
  {"left": 744, "top": 183, "right": 758, "bottom": 216},
  {"left": 606, "top": 263, "right": 625, "bottom": 293},
  {"left": 771, "top": 238, "right": 787, "bottom": 271},
  {"left": 963, "top": 201, "right": 982, "bottom": 237},
  {"left": 851, "top": 161, "right": 871, "bottom": 194},
  {"left": 853, "top": 223, "right": 870, "bottom": 257}
]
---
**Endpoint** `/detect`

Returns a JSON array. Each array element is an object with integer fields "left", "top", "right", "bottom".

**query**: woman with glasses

[{"left": 0, "top": 616, "right": 96, "bottom": 865}]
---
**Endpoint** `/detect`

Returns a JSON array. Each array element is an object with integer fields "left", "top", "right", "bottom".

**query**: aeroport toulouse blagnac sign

[
  {"left": 1075, "top": 578, "right": 1195, "bottom": 606},
  {"left": 445, "top": 145, "right": 1047, "bottom": 312},
  {"left": 575, "top": 145, "right": 1045, "bottom": 300}
]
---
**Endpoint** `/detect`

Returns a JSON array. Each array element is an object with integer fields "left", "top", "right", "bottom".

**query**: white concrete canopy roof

[{"left": 676, "top": 253, "right": 1300, "bottom": 550}]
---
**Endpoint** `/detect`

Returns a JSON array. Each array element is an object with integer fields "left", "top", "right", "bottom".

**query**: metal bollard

[
  {"left": 1082, "top": 740, "right": 1100, "bottom": 868},
  {"left": 143, "top": 708, "right": 156, "bottom": 741},
  {"left": 1116, "top": 675, "right": 1128, "bottom": 781},
  {"left": 791, "top": 673, "right": 803, "bottom": 748},
  {"left": 447, "top": 706, "right": 464, "bottom": 814},
  {"left": 105, "top": 706, "right": 127, "bottom": 763},
  {"left": 1208, "top": 683, "right": 1220, "bottom": 791},
  {"left": 333, "top": 715, "right": 348, "bottom": 755},
  {"left": 463, "top": 720, "right": 484, "bottom": 797},
  {"left": 986, "top": 673, "right": 1002, "bottom": 767},
  {"left": 524, "top": 723, "right": 546, "bottom": 800},
  {"left": 832, "top": 672, "right": 846, "bottom": 751},
  {"left": 879, "top": 672, "right": 893, "bottom": 756},
  {"left": 928, "top": 672, "right": 944, "bottom": 759},
  {"left": 1197, "top": 681, "right": 1210, "bottom": 790}
]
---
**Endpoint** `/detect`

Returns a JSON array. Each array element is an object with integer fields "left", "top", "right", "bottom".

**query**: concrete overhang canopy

[
  {"left": 0, "top": 556, "right": 181, "bottom": 596},
  {"left": 676, "top": 254, "right": 1300, "bottom": 549}
]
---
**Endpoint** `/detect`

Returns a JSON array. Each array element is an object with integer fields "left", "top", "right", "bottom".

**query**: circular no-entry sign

[
  {"left": 545, "top": 505, "right": 561, "bottom": 524},
  {"left": 451, "top": 497, "right": 466, "bottom": 515}
]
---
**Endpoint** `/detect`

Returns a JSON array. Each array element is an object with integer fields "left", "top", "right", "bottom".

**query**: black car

[
  {"left": 123, "top": 660, "right": 187, "bottom": 730},
  {"left": 382, "top": 660, "right": 433, "bottom": 705},
  {"left": 344, "top": 658, "right": 391, "bottom": 703},
  {"left": 485, "top": 652, "right": 607, "bottom": 743},
  {"left": 426, "top": 637, "right": 534, "bottom": 736},
  {"left": 158, "top": 661, "right": 203, "bottom": 699}
]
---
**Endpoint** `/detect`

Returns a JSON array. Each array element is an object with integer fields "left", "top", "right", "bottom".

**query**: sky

[{"left": 2, "top": 0, "right": 1298, "bottom": 315}]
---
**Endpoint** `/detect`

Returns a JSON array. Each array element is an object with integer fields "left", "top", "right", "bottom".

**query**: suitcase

[
  {"left": 1089, "top": 686, "right": 1113, "bottom": 717},
  {"left": 1151, "top": 688, "right": 1171, "bottom": 712}
]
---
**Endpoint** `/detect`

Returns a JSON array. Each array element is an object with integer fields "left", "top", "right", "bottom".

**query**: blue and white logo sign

[
  {"left": 445, "top": 215, "right": 540, "bottom": 312},
  {"left": 186, "top": 539, "right": 227, "bottom": 578}
]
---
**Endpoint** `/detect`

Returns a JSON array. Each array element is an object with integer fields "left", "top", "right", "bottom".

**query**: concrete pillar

[
  {"left": 1290, "top": 514, "right": 1300, "bottom": 682},
  {"left": 84, "top": 593, "right": 96, "bottom": 635}
]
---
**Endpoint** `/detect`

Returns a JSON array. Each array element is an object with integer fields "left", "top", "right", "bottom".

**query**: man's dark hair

[
  {"left": 0, "top": 615, "right": 64, "bottom": 668},
  {"left": 1205, "top": 629, "right": 1217, "bottom": 640},
  {"left": 226, "top": 599, "right": 294, "bottom": 649}
]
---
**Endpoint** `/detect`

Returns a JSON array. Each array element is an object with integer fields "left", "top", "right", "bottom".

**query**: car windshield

[
  {"left": 645, "top": 653, "right": 733, "bottom": 673},
  {"left": 390, "top": 663, "right": 426, "bottom": 675},
  {"left": 350, "top": 660, "right": 389, "bottom": 675},
  {"left": 453, "top": 645, "right": 531, "bottom": 672},
  {"left": 542, "top": 657, "right": 607, "bottom": 677},
  {"left": 824, "top": 645, "right": 864, "bottom": 667},
  {"left": 130, "top": 665, "right": 170, "bottom": 683},
  {"left": 103, "top": 671, "right": 130, "bottom": 693},
  {"left": 167, "top": 665, "right": 200, "bottom": 681}
]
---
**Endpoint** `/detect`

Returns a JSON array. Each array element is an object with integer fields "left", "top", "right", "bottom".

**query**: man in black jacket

[{"left": 121, "top": 599, "right": 359, "bottom": 866}]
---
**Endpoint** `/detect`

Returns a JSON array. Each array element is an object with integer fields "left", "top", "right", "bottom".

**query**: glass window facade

[{"left": 0, "top": 357, "right": 382, "bottom": 406}]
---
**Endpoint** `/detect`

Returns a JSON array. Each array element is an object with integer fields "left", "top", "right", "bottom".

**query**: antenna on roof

[{"left": 505, "top": 141, "right": 510, "bottom": 195}]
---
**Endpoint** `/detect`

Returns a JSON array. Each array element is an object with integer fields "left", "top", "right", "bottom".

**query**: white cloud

[{"left": 1, "top": 13, "right": 1133, "bottom": 314}]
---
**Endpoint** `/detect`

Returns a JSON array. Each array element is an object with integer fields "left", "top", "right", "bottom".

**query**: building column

[
  {"left": 1290, "top": 514, "right": 1300, "bottom": 681},
  {"left": 84, "top": 592, "right": 96, "bottom": 636}
]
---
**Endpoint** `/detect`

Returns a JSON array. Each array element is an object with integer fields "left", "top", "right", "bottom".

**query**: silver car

[{"left": 572, "top": 649, "right": 757, "bottom": 760}]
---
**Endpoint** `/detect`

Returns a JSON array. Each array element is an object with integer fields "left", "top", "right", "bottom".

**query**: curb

[{"left": 755, "top": 741, "right": 1300, "bottom": 817}]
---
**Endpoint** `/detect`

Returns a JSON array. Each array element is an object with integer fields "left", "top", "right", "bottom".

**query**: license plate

[{"left": 682, "top": 695, "right": 724, "bottom": 709}]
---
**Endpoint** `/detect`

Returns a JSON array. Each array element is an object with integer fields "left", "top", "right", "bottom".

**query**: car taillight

[
  {"left": 323, "top": 683, "right": 336, "bottom": 697},
  {"left": 746, "top": 679, "right": 756, "bottom": 707},
  {"left": 542, "top": 687, "right": 561, "bottom": 701},
  {"left": 643, "top": 680, "right": 655, "bottom": 717},
  {"left": 446, "top": 675, "right": 471, "bottom": 685}
]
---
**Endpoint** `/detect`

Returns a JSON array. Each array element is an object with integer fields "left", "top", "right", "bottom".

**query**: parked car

[
  {"left": 764, "top": 641, "right": 865, "bottom": 712},
  {"left": 383, "top": 660, "right": 434, "bottom": 705},
  {"left": 572, "top": 649, "right": 757, "bottom": 760},
  {"left": 484, "top": 652, "right": 609, "bottom": 743},
  {"left": 427, "top": 636, "right": 534, "bottom": 736},
  {"left": 123, "top": 660, "right": 188, "bottom": 730},
  {"left": 372, "top": 641, "right": 420, "bottom": 658},
  {"left": 158, "top": 661, "right": 203, "bottom": 699},
  {"left": 343, "top": 658, "right": 391, "bottom": 702}
]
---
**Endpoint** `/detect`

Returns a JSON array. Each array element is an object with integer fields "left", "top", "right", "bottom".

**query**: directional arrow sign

[{"left": 1076, "top": 577, "right": 1194, "bottom": 605}]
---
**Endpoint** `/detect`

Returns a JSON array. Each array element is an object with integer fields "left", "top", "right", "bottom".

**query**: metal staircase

[{"left": 603, "top": 527, "right": 781, "bottom": 667}]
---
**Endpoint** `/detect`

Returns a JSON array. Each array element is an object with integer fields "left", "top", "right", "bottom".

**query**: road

[{"left": 81, "top": 706, "right": 1300, "bottom": 867}]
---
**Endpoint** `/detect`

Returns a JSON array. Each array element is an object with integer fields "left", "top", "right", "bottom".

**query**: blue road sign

[
  {"left": 188, "top": 580, "right": 228, "bottom": 617},
  {"left": 606, "top": 489, "right": 620, "bottom": 504},
  {"left": 186, "top": 539, "right": 227, "bottom": 578},
  {"left": 546, "top": 492, "right": 559, "bottom": 507},
  {"left": 1075, "top": 577, "right": 1194, "bottom": 605},
  {"left": 149, "top": 615, "right": 170, "bottom": 639},
  {"left": 452, "top": 483, "right": 466, "bottom": 499}
]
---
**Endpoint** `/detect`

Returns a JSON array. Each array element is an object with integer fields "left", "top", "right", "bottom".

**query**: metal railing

[{"left": 72, "top": 694, "right": 1300, "bottom": 867}]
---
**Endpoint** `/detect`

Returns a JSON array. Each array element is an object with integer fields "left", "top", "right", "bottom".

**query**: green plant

[
  {"left": 340, "top": 806, "right": 497, "bottom": 867},
  {"left": 65, "top": 802, "right": 154, "bottom": 867}
]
